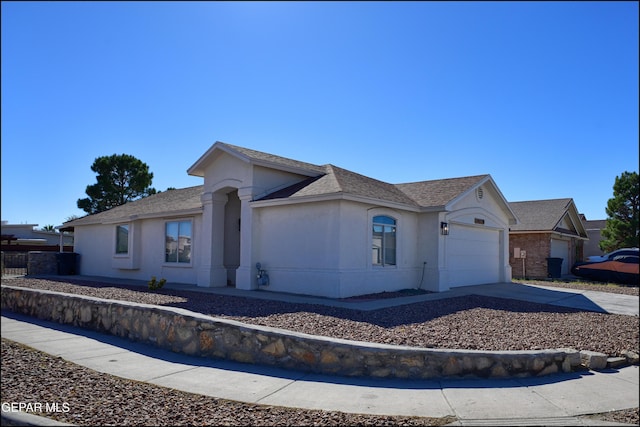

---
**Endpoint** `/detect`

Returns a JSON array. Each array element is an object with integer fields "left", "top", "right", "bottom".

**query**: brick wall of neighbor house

[
  {"left": 573, "top": 239, "right": 584, "bottom": 265},
  {"left": 509, "top": 234, "right": 552, "bottom": 279},
  {"left": 510, "top": 234, "right": 584, "bottom": 279}
]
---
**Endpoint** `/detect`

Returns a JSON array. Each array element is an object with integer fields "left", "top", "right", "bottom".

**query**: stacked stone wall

[
  {"left": 26, "top": 252, "right": 58, "bottom": 275},
  {"left": 4, "top": 286, "right": 622, "bottom": 380}
]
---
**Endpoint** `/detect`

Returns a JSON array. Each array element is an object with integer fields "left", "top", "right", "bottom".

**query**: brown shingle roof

[
  {"left": 395, "top": 175, "right": 489, "bottom": 207},
  {"left": 583, "top": 219, "right": 606, "bottom": 230},
  {"left": 258, "top": 164, "right": 417, "bottom": 205},
  {"left": 329, "top": 165, "right": 420, "bottom": 205},
  {"left": 202, "top": 143, "right": 492, "bottom": 209},
  {"left": 67, "top": 144, "right": 498, "bottom": 226},
  {"left": 508, "top": 198, "right": 573, "bottom": 231},
  {"left": 260, "top": 168, "right": 489, "bottom": 209},
  {"left": 219, "top": 143, "right": 326, "bottom": 175},
  {"left": 64, "top": 186, "right": 204, "bottom": 226}
]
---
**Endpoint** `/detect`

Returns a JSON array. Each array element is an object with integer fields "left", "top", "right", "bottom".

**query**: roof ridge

[
  {"left": 324, "top": 163, "right": 400, "bottom": 187},
  {"left": 219, "top": 142, "right": 325, "bottom": 173},
  {"left": 396, "top": 174, "right": 489, "bottom": 186},
  {"left": 321, "top": 164, "right": 345, "bottom": 192},
  {"left": 509, "top": 197, "right": 573, "bottom": 204}
]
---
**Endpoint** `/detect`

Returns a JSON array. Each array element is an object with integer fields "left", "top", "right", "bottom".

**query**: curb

[{"left": 1, "top": 411, "right": 74, "bottom": 426}]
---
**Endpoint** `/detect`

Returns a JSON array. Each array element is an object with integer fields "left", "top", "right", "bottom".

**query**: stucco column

[
  {"left": 197, "top": 192, "right": 228, "bottom": 287},
  {"left": 500, "top": 229, "right": 512, "bottom": 283},
  {"left": 437, "top": 213, "right": 450, "bottom": 292},
  {"left": 197, "top": 192, "right": 213, "bottom": 287},
  {"left": 235, "top": 187, "right": 257, "bottom": 290}
]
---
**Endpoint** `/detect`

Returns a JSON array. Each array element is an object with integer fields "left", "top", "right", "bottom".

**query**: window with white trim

[
  {"left": 165, "top": 220, "right": 192, "bottom": 263},
  {"left": 372, "top": 215, "right": 396, "bottom": 266},
  {"left": 115, "top": 225, "right": 129, "bottom": 254}
]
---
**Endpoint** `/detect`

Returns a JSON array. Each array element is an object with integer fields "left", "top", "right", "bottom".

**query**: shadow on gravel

[
  {"left": 1, "top": 310, "right": 601, "bottom": 390},
  {"left": 8, "top": 277, "right": 595, "bottom": 329},
  {"left": 164, "top": 293, "right": 588, "bottom": 328}
]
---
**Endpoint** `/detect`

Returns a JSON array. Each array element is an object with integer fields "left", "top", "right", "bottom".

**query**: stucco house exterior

[
  {"left": 580, "top": 214, "right": 607, "bottom": 259},
  {"left": 63, "top": 142, "right": 518, "bottom": 298},
  {"left": 508, "top": 199, "right": 588, "bottom": 279},
  {"left": 1, "top": 221, "right": 74, "bottom": 247}
]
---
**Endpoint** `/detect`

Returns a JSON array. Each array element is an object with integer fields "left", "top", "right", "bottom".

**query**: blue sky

[{"left": 2, "top": 1, "right": 638, "bottom": 228}]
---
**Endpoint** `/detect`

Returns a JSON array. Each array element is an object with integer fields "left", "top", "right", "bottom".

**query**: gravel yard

[
  {"left": 1, "top": 339, "right": 456, "bottom": 426},
  {"left": 1, "top": 277, "right": 639, "bottom": 426},
  {"left": 2, "top": 277, "right": 638, "bottom": 356}
]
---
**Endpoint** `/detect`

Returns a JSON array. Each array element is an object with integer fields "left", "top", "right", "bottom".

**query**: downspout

[{"left": 416, "top": 261, "right": 427, "bottom": 289}]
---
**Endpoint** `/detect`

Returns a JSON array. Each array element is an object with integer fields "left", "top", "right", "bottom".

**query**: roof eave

[
  {"left": 67, "top": 207, "right": 204, "bottom": 227},
  {"left": 509, "top": 229, "right": 589, "bottom": 240},
  {"left": 419, "top": 205, "right": 447, "bottom": 213},
  {"left": 251, "top": 192, "right": 421, "bottom": 212},
  {"left": 509, "top": 229, "right": 553, "bottom": 234},
  {"left": 552, "top": 200, "right": 589, "bottom": 239}
]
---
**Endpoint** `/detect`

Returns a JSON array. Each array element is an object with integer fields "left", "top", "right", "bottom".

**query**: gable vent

[{"left": 476, "top": 187, "right": 484, "bottom": 200}]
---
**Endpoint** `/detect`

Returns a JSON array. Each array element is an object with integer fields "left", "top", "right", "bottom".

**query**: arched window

[{"left": 372, "top": 215, "right": 396, "bottom": 266}]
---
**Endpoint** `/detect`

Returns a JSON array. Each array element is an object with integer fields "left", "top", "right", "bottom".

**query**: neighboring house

[
  {"left": 508, "top": 199, "right": 588, "bottom": 279},
  {"left": 580, "top": 214, "right": 607, "bottom": 259},
  {"left": 1, "top": 221, "right": 74, "bottom": 246},
  {"left": 62, "top": 142, "right": 518, "bottom": 298}
]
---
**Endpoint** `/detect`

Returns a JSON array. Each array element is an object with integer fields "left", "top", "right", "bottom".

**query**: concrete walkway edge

[{"left": 2, "top": 312, "right": 638, "bottom": 426}]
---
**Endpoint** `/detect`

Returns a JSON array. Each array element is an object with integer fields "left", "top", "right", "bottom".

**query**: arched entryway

[
  {"left": 223, "top": 189, "right": 241, "bottom": 286},
  {"left": 199, "top": 184, "right": 256, "bottom": 290}
]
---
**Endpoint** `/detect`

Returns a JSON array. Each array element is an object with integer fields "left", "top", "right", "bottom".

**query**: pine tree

[
  {"left": 600, "top": 171, "right": 639, "bottom": 252},
  {"left": 77, "top": 154, "right": 156, "bottom": 215}
]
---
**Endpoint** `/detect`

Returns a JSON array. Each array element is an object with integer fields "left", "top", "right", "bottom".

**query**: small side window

[
  {"left": 372, "top": 215, "right": 396, "bottom": 266},
  {"left": 115, "top": 225, "right": 129, "bottom": 254}
]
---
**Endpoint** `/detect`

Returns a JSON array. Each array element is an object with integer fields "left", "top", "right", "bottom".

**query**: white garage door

[
  {"left": 447, "top": 224, "right": 500, "bottom": 287},
  {"left": 550, "top": 239, "right": 570, "bottom": 275}
]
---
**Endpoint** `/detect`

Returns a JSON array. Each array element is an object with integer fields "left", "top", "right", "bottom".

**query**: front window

[
  {"left": 115, "top": 225, "right": 129, "bottom": 254},
  {"left": 372, "top": 215, "right": 396, "bottom": 266},
  {"left": 165, "top": 220, "right": 192, "bottom": 263}
]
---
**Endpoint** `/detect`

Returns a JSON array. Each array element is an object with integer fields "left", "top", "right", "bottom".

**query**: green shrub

[{"left": 148, "top": 276, "right": 166, "bottom": 290}]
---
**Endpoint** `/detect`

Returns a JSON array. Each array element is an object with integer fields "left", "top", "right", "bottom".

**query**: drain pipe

[{"left": 417, "top": 261, "right": 427, "bottom": 289}]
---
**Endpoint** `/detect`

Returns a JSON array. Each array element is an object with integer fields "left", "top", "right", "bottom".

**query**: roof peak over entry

[
  {"left": 190, "top": 141, "right": 500, "bottom": 208},
  {"left": 188, "top": 141, "right": 326, "bottom": 178}
]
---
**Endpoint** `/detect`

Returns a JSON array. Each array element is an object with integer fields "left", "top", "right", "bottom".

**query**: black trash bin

[
  {"left": 546, "top": 257, "right": 563, "bottom": 278},
  {"left": 57, "top": 253, "right": 78, "bottom": 275}
]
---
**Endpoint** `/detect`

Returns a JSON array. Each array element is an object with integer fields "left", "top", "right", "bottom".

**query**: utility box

[{"left": 57, "top": 253, "right": 78, "bottom": 275}]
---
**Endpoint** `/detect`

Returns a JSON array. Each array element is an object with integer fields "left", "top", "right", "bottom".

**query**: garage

[
  {"left": 447, "top": 223, "right": 500, "bottom": 287},
  {"left": 550, "top": 238, "right": 570, "bottom": 275}
]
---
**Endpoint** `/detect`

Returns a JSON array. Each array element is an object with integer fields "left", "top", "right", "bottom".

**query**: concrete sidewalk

[{"left": 2, "top": 312, "right": 638, "bottom": 426}]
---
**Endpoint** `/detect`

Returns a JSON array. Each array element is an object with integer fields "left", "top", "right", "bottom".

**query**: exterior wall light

[{"left": 440, "top": 222, "right": 449, "bottom": 235}]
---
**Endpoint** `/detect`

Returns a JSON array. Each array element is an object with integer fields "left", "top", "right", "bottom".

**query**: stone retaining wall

[
  {"left": 26, "top": 252, "right": 58, "bottom": 275},
  {"left": 1, "top": 286, "right": 604, "bottom": 379}
]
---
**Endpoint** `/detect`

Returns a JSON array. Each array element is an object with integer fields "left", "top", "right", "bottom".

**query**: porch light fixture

[{"left": 440, "top": 222, "right": 449, "bottom": 235}]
